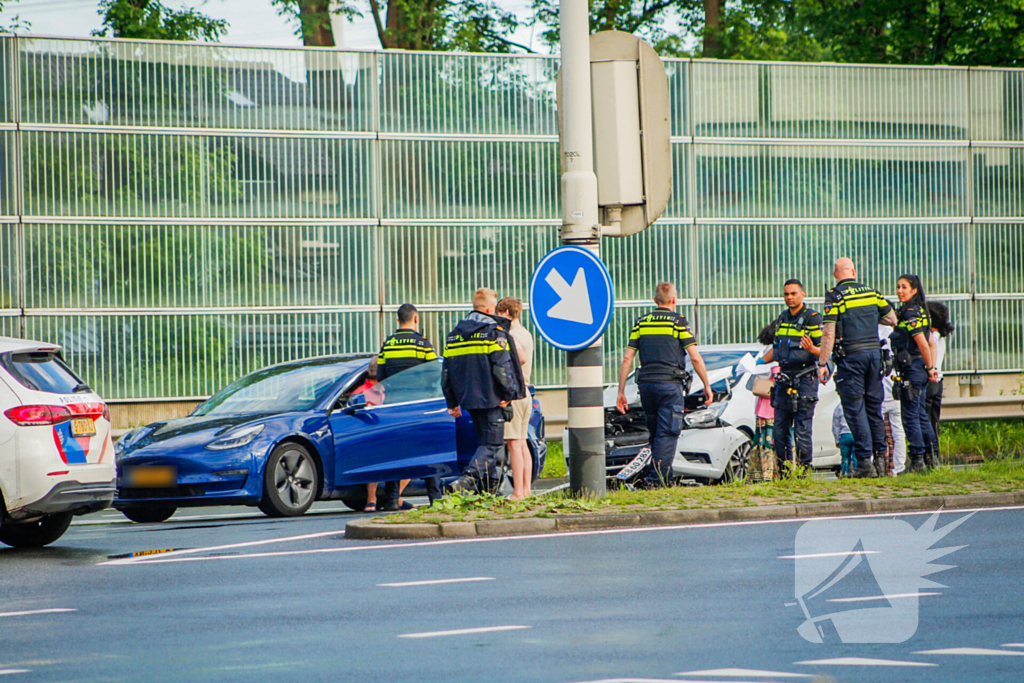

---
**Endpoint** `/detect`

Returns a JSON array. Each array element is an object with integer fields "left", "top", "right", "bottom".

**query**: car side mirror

[{"left": 343, "top": 393, "right": 368, "bottom": 413}]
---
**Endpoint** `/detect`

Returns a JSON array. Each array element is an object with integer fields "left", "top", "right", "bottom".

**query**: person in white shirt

[
  {"left": 926, "top": 302, "right": 953, "bottom": 465},
  {"left": 878, "top": 326, "right": 906, "bottom": 475},
  {"left": 496, "top": 297, "right": 535, "bottom": 500}
]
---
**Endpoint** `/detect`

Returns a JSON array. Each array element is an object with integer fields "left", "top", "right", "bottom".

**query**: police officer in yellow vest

[
  {"left": 616, "top": 283, "right": 714, "bottom": 487},
  {"left": 757, "top": 279, "right": 822, "bottom": 473}
]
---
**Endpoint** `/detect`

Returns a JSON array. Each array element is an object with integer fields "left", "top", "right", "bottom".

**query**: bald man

[{"left": 817, "top": 258, "right": 898, "bottom": 478}]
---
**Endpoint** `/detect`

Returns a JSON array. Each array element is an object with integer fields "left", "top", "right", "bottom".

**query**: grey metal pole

[{"left": 559, "top": 0, "right": 606, "bottom": 497}]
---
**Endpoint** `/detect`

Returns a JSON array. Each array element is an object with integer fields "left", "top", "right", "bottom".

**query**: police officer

[
  {"left": 817, "top": 258, "right": 897, "bottom": 478},
  {"left": 892, "top": 274, "right": 939, "bottom": 472},
  {"left": 616, "top": 283, "right": 714, "bottom": 487},
  {"left": 441, "top": 288, "right": 526, "bottom": 494},
  {"left": 758, "top": 279, "right": 822, "bottom": 474},
  {"left": 376, "top": 303, "right": 441, "bottom": 509}
]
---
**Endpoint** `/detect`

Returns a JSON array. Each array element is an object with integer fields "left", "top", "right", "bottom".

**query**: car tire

[
  {"left": 0, "top": 512, "right": 73, "bottom": 548},
  {"left": 718, "top": 440, "right": 752, "bottom": 484},
  {"left": 258, "top": 442, "right": 318, "bottom": 518},
  {"left": 121, "top": 507, "right": 176, "bottom": 524}
]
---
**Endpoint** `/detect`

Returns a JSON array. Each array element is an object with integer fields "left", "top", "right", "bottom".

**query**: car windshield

[
  {"left": 698, "top": 349, "right": 754, "bottom": 372},
  {"left": 194, "top": 358, "right": 364, "bottom": 416}
]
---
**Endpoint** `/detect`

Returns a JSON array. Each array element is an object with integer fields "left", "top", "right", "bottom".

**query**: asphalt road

[{"left": 1, "top": 498, "right": 1022, "bottom": 683}]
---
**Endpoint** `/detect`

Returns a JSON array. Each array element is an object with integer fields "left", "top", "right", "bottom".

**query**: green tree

[
  {"left": 0, "top": 0, "right": 30, "bottom": 33},
  {"left": 92, "top": 0, "right": 228, "bottom": 41},
  {"left": 271, "top": 0, "right": 360, "bottom": 46}
]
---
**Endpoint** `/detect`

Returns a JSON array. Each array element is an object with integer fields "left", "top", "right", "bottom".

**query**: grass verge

[{"left": 377, "top": 458, "right": 1024, "bottom": 525}]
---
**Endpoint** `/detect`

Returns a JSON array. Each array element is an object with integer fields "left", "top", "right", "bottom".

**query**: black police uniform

[
  {"left": 771, "top": 305, "right": 823, "bottom": 469},
  {"left": 822, "top": 279, "right": 893, "bottom": 477},
  {"left": 377, "top": 328, "right": 441, "bottom": 505},
  {"left": 441, "top": 312, "right": 525, "bottom": 491},
  {"left": 891, "top": 302, "right": 937, "bottom": 470},
  {"left": 627, "top": 308, "right": 697, "bottom": 485}
]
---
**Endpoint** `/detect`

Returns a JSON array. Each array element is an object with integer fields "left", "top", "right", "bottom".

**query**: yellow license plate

[
  {"left": 128, "top": 466, "right": 177, "bottom": 488},
  {"left": 71, "top": 417, "right": 97, "bottom": 437}
]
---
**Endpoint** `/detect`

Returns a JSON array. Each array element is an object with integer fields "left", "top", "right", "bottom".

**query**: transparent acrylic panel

[
  {"left": 0, "top": 223, "right": 15, "bottom": 309},
  {"left": 380, "top": 224, "right": 557, "bottom": 306},
  {"left": 662, "top": 142, "right": 692, "bottom": 219},
  {"left": 379, "top": 52, "right": 558, "bottom": 136},
  {"left": 19, "top": 38, "right": 375, "bottom": 131},
  {"left": 975, "top": 223, "right": 1024, "bottom": 294},
  {"left": 696, "top": 144, "right": 967, "bottom": 218},
  {"left": 0, "top": 314, "right": 18, "bottom": 338},
  {"left": 665, "top": 59, "right": 690, "bottom": 137},
  {"left": 934, "top": 298, "right": 973, "bottom": 373},
  {"left": 0, "top": 130, "right": 17, "bottom": 215},
  {"left": 693, "top": 62, "right": 968, "bottom": 140},
  {"left": 975, "top": 300, "right": 1023, "bottom": 372},
  {"left": 23, "top": 223, "right": 377, "bottom": 309},
  {"left": 24, "top": 312, "right": 380, "bottom": 399},
  {"left": 0, "top": 37, "right": 14, "bottom": 123},
  {"left": 692, "top": 303, "right": 778, "bottom": 347},
  {"left": 973, "top": 147, "right": 1024, "bottom": 218},
  {"left": 970, "top": 69, "right": 1024, "bottom": 142},
  {"left": 22, "top": 132, "right": 375, "bottom": 219},
  {"left": 380, "top": 139, "right": 558, "bottom": 220},
  {"left": 604, "top": 222, "right": 690, "bottom": 302}
]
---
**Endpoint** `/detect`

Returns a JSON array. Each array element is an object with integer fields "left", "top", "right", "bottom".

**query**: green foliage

[
  {"left": 529, "top": 0, "right": 685, "bottom": 53},
  {"left": 541, "top": 440, "right": 567, "bottom": 478},
  {"left": 93, "top": 0, "right": 228, "bottom": 42},
  {"left": 940, "top": 419, "right": 1024, "bottom": 459},
  {"left": 271, "top": 0, "right": 361, "bottom": 46},
  {"left": 0, "top": 0, "right": 30, "bottom": 33}
]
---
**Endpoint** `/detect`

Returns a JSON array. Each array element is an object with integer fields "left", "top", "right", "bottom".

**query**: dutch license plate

[
  {"left": 71, "top": 417, "right": 97, "bottom": 437},
  {"left": 128, "top": 466, "right": 177, "bottom": 488}
]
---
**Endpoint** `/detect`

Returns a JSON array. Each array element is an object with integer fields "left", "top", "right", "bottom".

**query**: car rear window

[{"left": 1, "top": 352, "right": 86, "bottom": 394}]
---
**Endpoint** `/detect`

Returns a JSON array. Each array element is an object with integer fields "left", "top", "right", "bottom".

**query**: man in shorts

[{"left": 496, "top": 297, "right": 535, "bottom": 500}]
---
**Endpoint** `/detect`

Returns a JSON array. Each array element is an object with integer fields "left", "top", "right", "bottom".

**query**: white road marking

[
  {"left": 566, "top": 679, "right": 686, "bottom": 683},
  {"left": 674, "top": 668, "right": 811, "bottom": 678},
  {"left": 98, "top": 529, "right": 344, "bottom": 566},
  {"left": 0, "top": 670, "right": 30, "bottom": 676},
  {"left": 379, "top": 577, "right": 495, "bottom": 587},
  {"left": 827, "top": 591, "right": 941, "bottom": 603},
  {"left": 398, "top": 624, "right": 529, "bottom": 639},
  {"left": 914, "top": 648, "right": 1024, "bottom": 657},
  {"left": 1002, "top": 644, "right": 1024, "bottom": 648},
  {"left": 73, "top": 506, "right": 356, "bottom": 526},
  {"left": 777, "top": 551, "right": 879, "bottom": 560},
  {"left": 0, "top": 608, "right": 76, "bottom": 618},
  {"left": 796, "top": 658, "right": 936, "bottom": 667},
  {"left": 98, "top": 505, "right": 1023, "bottom": 567}
]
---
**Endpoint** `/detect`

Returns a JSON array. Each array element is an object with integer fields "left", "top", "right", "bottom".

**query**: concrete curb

[{"left": 344, "top": 490, "right": 1024, "bottom": 541}]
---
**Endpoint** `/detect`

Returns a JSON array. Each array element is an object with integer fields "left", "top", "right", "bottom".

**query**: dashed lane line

[
  {"left": 796, "top": 658, "right": 936, "bottom": 667},
  {"left": 398, "top": 624, "right": 530, "bottom": 639},
  {"left": 0, "top": 608, "right": 76, "bottom": 618},
  {"left": 98, "top": 529, "right": 344, "bottom": 566},
  {"left": 674, "top": 668, "right": 812, "bottom": 678},
  {"left": 379, "top": 577, "right": 495, "bottom": 587},
  {"left": 826, "top": 591, "right": 941, "bottom": 603},
  {"left": 0, "top": 671, "right": 30, "bottom": 676},
  {"left": 777, "top": 551, "right": 879, "bottom": 560}
]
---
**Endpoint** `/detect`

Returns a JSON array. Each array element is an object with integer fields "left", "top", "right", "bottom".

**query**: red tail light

[
  {"left": 67, "top": 402, "right": 106, "bottom": 417},
  {"left": 4, "top": 405, "right": 73, "bottom": 426}
]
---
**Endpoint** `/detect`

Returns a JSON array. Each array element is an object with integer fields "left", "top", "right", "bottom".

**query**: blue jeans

[
  {"left": 838, "top": 433, "right": 856, "bottom": 476},
  {"left": 834, "top": 348, "right": 887, "bottom": 465},
  {"left": 900, "top": 358, "right": 936, "bottom": 459},
  {"left": 639, "top": 381, "right": 687, "bottom": 484},
  {"left": 772, "top": 373, "right": 818, "bottom": 467}
]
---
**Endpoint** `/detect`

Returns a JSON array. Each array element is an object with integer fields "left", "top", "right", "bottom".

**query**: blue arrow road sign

[{"left": 529, "top": 246, "right": 614, "bottom": 351}]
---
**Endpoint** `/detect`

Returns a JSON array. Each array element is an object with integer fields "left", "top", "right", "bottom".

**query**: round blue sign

[{"left": 529, "top": 246, "right": 614, "bottom": 351}]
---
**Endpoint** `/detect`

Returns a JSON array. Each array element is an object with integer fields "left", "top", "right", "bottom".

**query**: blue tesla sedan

[{"left": 113, "top": 355, "right": 547, "bottom": 522}]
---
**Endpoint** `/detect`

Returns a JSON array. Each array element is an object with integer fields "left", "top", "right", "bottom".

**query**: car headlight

[
  {"left": 205, "top": 424, "right": 265, "bottom": 451},
  {"left": 684, "top": 402, "right": 727, "bottom": 429},
  {"left": 115, "top": 427, "right": 150, "bottom": 459}
]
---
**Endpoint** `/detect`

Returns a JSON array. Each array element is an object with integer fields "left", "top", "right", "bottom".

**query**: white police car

[{"left": 0, "top": 337, "right": 116, "bottom": 547}]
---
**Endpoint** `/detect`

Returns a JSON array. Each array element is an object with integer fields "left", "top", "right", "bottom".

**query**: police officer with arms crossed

[
  {"left": 376, "top": 303, "right": 442, "bottom": 509},
  {"left": 892, "top": 274, "right": 939, "bottom": 473},
  {"left": 616, "top": 283, "right": 713, "bottom": 487},
  {"left": 757, "top": 279, "right": 822, "bottom": 474},
  {"left": 442, "top": 288, "right": 526, "bottom": 494},
  {"left": 817, "top": 258, "right": 898, "bottom": 478}
]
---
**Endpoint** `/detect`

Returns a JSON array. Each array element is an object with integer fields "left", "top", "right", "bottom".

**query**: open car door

[{"left": 328, "top": 361, "right": 458, "bottom": 486}]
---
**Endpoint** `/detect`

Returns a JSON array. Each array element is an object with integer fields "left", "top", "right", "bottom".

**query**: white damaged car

[
  {"left": 0, "top": 337, "right": 116, "bottom": 547},
  {"left": 564, "top": 344, "right": 841, "bottom": 483}
]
